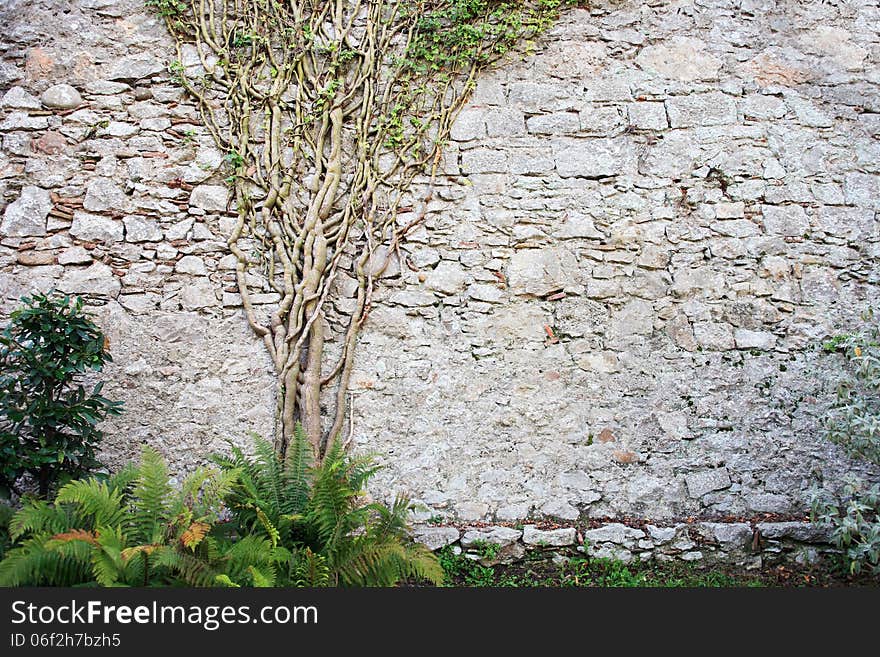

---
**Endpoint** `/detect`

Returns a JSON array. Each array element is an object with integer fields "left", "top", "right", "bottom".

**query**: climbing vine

[{"left": 150, "top": 0, "right": 576, "bottom": 460}]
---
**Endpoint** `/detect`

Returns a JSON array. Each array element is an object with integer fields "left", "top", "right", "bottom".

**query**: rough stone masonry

[{"left": 1, "top": 0, "right": 879, "bottom": 546}]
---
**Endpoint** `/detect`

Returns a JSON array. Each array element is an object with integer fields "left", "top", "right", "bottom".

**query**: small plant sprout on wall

[
  {"left": 148, "top": 0, "right": 578, "bottom": 461},
  {"left": 0, "top": 293, "right": 122, "bottom": 499}
]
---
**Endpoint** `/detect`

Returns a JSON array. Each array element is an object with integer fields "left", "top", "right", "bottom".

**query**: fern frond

[
  {"left": 9, "top": 501, "right": 79, "bottom": 539},
  {"left": 107, "top": 462, "right": 138, "bottom": 495},
  {"left": 55, "top": 478, "right": 126, "bottom": 528},
  {"left": 283, "top": 423, "right": 313, "bottom": 515},
  {"left": 247, "top": 565, "right": 275, "bottom": 587},
  {"left": 289, "top": 547, "right": 331, "bottom": 587},
  {"left": 46, "top": 529, "right": 99, "bottom": 547},
  {"left": 0, "top": 536, "right": 93, "bottom": 586},
  {"left": 130, "top": 446, "right": 172, "bottom": 544},
  {"left": 214, "top": 573, "right": 240, "bottom": 587},
  {"left": 155, "top": 548, "right": 217, "bottom": 587},
  {"left": 180, "top": 522, "right": 211, "bottom": 551},
  {"left": 90, "top": 527, "right": 126, "bottom": 587}
]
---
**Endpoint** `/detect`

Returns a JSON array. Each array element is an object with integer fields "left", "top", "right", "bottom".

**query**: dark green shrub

[{"left": 0, "top": 292, "right": 122, "bottom": 498}]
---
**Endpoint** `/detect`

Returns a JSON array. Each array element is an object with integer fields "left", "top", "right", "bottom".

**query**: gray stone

[
  {"left": 83, "top": 178, "right": 126, "bottom": 213},
  {"left": 746, "top": 493, "right": 791, "bottom": 513},
  {"left": 175, "top": 255, "right": 207, "bottom": 276},
  {"left": 461, "top": 526, "right": 522, "bottom": 548},
  {"left": 108, "top": 54, "right": 165, "bottom": 81},
  {"left": 165, "top": 218, "right": 194, "bottom": 241},
  {"left": 664, "top": 315, "right": 696, "bottom": 352},
  {"left": 734, "top": 329, "right": 776, "bottom": 350},
  {"left": 123, "top": 215, "right": 163, "bottom": 242},
  {"left": 554, "top": 297, "right": 608, "bottom": 338},
  {"left": 461, "top": 148, "right": 508, "bottom": 174},
  {"left": 588, "top": 545, "right": 634, "bottom": 562},
  {"left": 40, "top": 84, "right": 82, "bottom": 109},
  {"left": 70, "top": 211, "right": 124, "bottom": 242},
  {"left": 58, "top": 263, "right": 120, "bottom": 297},
  {"left": 495, "top": 503, "right": 530, "bottom": 521},
  {"left": 467, "top": 284, "right": 504, "bottom": 303},
  {"left": 656, "top": 412, "right": 690, "bottom": 440},
  {"left": 485, "top": 108, "right": 526, "bottom": 137},
  {"left": 85, "top": 80, "right": 130, "bottom": 95},
  {"left": 507, "top": 247, "right": 576, "bottom": 297},
  {"left": 646, "top": 525, "right": 677, "bottom": 543},
  {"left": 540, "top": 499, "right": 580, "bottom": 520},
  {"left": 815, "top": 207, "right": 875, "bottom": 240},
  {"left": 741, "top": 94, "right": 786, "bottom": 120},
  {"left": 455, "top": 502, "right": 489, "bottom": 522},
  {"left": 527, "top": 112, "right": 580, "bottom": 135},
  {"left": 366, "top": 245, "right": 401, "bottom": 278},
  {"left": 1, "top": 186, "right": 51, "bottom": 237},
  {"left": 553, "top": 137, "right": 637, "bottom": 178},
  {"left": 450, "top": 108, "right": 486, "bottom": 141},
  {"left": 189, "top": 185, "right": 229, "bottom": 212},
  {"left": 700, "top": 522, "right": 752, "bottom": 549},
  {"left": 99, "top": 122, "right": 138, "bottom": 138},
  {"left": 425, "top": 261, "right": 467, "bottom": 295},
  {"left": 665, "top": 92, "right": 737, "bottom": 128},
  {"left": 508, "top": 82, "right": 566, "bottom": 112},
  {"left": 552, "top": 212, "right": 604, "bottom": 239},
  {"left": 523, "top": 525, "right": 576, "bottom": 547},
  {"left": 685, "top": 468, "right": 732, "bottom": 498},
  {"left": 579, "top": 106, "right": 626, "bottom": 135},
  {"left": 786, "top": 97, "right": 832, "bottom": 128},
  {"left": 762, "top": 205, "right": 809, "bottom": 237},
  {"left": 627, "top": 102, "right": 668, "bottom": 130},
  {"left": 843, "top": 173, "right": 880, "bottom": 209},
  {"left": 118, "top": 294, "right": 155, "bottom": 314},
  {"left": 57, "top": 246, "right": 93, "bottom": 265},
  {"left": 608, "top": 299, "right": 654, "bottom": 340},
  {"left": 583, "top": 523, "right": 646, "bottom": 547},
  {"left": 180, "top": 280, "right": 217, "bottom": 309},
  {"left": 756, "top": 522, "right": 829, "bottom": 544},
  {"left": 635, "top": 37, "right": 722, "bottom": 81},
  {"left": 387, "top": 290, "right": 436, "bottom": 307},
  {"left": 1, "top": 86, "right": 41, "bottom": 109},
  {"left": 412, "top": 526, "right": 460, "bottom": 551},
  {"left": 693, "top": 322, "right": 735, "bottom": 350},
  {"left": 0, "top": 112, "right": 49, "bottom": 130}
]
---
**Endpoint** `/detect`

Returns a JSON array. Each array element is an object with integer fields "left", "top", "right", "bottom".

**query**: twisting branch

[{"left": 150, "top": 0, "right": 575, "bottom": 460}]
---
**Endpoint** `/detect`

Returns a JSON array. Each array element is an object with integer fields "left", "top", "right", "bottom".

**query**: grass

[{"left": 437, "top": 547, "right": 880, "bottom": 588}]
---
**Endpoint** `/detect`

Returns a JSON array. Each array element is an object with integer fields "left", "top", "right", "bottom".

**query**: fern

[
  {"left": 130, "top": 447, "right": 173, "bottom": 545},
  {"left": 55, "top": 479, "right": 126, "bottom": 528},
  {"left": 0, "top": 446, "right": 247, "bottom": 587},
  {"left": 214, "top": 427, "right": 443, "bottom": 587},
  {"left": 283, "top": 424, "right": 313, "bottom": 515}
]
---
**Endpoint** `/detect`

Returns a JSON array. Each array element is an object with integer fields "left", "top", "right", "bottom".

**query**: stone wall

[
  {"left": 0, "top": 0, "right": 276, "bottom": 472},
  {"left": 413, "top": 517, "right": 832, "bottom": 569},
  {"left": 1, "top": 0, "right": 879, "bottom": 534}
]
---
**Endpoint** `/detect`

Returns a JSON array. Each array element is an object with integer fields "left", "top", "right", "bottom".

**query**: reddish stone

[
  {"left": 597, "top": 428, "right": 615, "bottom": 443},
  {"left": 32, "top": 131, "right": 68, "bottom": 155},
  {"left": 17, "top": 250, "right": 55, "bottom": 266},
  {"left": 612, "top": 450, "right": 638, "bottom": 464},
  {"left": 25, "top": 48, "right": 53, "bottom": 80}
]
